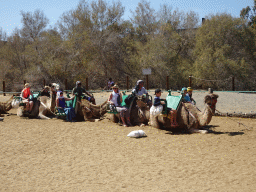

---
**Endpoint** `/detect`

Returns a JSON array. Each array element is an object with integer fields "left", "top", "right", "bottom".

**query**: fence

[{"left": 0, "top": 75, "right": 240, "bottom": 96}]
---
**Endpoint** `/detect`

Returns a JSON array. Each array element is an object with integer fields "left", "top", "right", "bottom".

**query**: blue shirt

[{"left": 153, "top": 96, "right": 161, "bottom": 106}]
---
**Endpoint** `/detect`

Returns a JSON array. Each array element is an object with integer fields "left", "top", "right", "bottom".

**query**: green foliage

[{"left": 1, "top": 1, "right": 256, "bottom": 91}]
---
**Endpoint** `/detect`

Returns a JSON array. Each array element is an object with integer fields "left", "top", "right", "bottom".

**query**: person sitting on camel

[
  {"left": 56, "top": 91, "right": 76, "bottom": 121},
  {"left": 187, "top": 87, "right": 196, "bottom": 105},
  {"left": 181, "top": 87, "right": 191, "bottom": 103},
  {"left": 72, "top": 81, "right": 96, "bottom": 104},
  {"left": 41, "top": 86, "right": 51, "bottom": 97},
  {"left": 21, "top": 83, "right": 34, "bottom": 114},
  {"left": 108, "top": 84, "right": 132, "bottom": 127},
  {"left": 132, "top": 80, "right": 151, "bottom": 105},
  {"left": 151, "top": 89, "right": 178, "bottom": 127}
]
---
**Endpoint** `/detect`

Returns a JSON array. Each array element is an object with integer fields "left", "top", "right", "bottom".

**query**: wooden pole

[
  {"left": 126, "top": 76, "right": 129, "bottom": 90},
  {"left": 3, "top": 81, "right": 6, "bottom": 96},
  {"left": 166, "top": 76, "right": 169, "bottom": 90},
  {"left": 189, "top": 75, "right": 192, "bottom": 87},
  {"left": 65, "top": 79, "right": 67, "bottom": 92},
  {"left": 43, "top": 79, "right": 46, "bottom": 87},
  {"left": 24, "top": 80, "right": 26, "bottom": 85},
  {"left": 232, "top": 76, "right": 235, "bottom": 91},
  {"left": 86, "top": 77, "right": 88, "bottom": 90},
  {"left": 146, "top": 75, "right": 149, "bottom": 90}
]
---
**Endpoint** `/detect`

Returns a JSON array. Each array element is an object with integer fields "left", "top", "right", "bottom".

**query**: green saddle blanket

[
  {"left": 66, "top": 95, "right": 77, "bottom": 108},
  {"left": 166, "top": 95, "right": 182, "bottom": 110}
]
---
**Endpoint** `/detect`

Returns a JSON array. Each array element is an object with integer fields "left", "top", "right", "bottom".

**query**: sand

[{"left": 1, "top": 91, "right": 256, "bottom": 191}]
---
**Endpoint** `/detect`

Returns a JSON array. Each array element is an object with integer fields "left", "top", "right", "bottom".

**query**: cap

[{"left": 155, "top": 89, "right": 162, "bottom": 94}]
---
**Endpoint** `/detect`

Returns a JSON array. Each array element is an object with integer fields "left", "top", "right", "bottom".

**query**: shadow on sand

[{"left": 163, "top": 125, "right": 244, "bottom": 136}]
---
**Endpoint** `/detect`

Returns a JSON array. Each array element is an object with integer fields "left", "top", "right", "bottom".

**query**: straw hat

[
  {"left": 112, "top": 84, "right": 119, "bottom": 89},
  {"left": 24, "top": 83, "right": 30, "bottom": 88}
]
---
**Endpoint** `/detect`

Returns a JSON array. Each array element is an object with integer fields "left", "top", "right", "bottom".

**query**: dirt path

[{"left": 1, "top": 109, "right": 256, "bottom": 191}]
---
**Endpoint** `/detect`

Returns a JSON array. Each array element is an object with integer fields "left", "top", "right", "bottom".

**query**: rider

[
  {"left": 56, "top": 91, "right": 76, "bottom": 121},
  {"left": 108, "top": 84, "right": 132, "bottom": 127},
  {"left": 21, "top": 83, "right": 34, "bottom": 113},
  {"left": 153, "top": 89, "right": 178, "bottom": 127},
  {"left": 72, "top": 81, "right": 96, "bottom": 104},
  {"left": 41, "top": 86, "right": 51, "bottom": 97},
  {"left": 132, "top": 80, "right": 148, "bottom": 96},
  {"left": 181, "top": 87, "right": 191, "bottom": 103},
  {"left": 187, "top": 87, "right": 196, "bottom": 105}
]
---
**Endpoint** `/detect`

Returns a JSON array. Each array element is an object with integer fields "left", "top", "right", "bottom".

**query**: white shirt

[
  {"left": 132, "top": 87, "right": 148, "bottom": 96},
  {"left": 110, "top": 91, "right": 121, "bottom": 106}
]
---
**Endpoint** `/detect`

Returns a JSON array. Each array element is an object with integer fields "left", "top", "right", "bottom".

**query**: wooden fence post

[
  {"left": 65, "top": 79, "right": 67, "bottom": 92},
  {"left": 126, "top": 76, "right": 129, "bottom": 90},
  {"left": 3, "top": 81, "right": 5, "bottom": 96},
  {"left": 232, "top": 76, "right": 235, "bottom": 91},
  {"left": 86, "top": 78, "right": 88, "bottom": 90},
  {"left": 146, "top": 75, "right": 149, "bottom": 90},
  {"left": 166, "top": 76, "right": 169, "bottom": 90},
  {"left": 189, "top": 75, "right": 192, "bottom": 87}
]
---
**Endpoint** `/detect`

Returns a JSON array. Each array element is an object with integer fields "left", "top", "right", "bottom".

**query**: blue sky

[{"left": 0, "top": 0, "right": 253, "bottom": 36}]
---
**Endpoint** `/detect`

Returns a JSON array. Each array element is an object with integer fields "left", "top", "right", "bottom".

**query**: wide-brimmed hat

[
  {"left": 187, "top": 87, "right": 193, "bottom": 92},
  {"left": 112, "top": 84, "right": 119, "bottom": 89},
  {"left": 76, "top": 81, "right": 81, "bottom": 86},
  {"left": 155, "top": 89, "right": 162, "bottom": 95},
  {"left": 24, "top": 83, "right": 30, "bottom": 88},
  {"left": 181, "top": 87, "right": 187, "bottom": 92},
  {"left": 137, "top": 80, "right": 144, "bottom": 85}
]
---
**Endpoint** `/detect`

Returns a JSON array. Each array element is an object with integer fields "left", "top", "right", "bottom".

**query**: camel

[
  {"left": 16, "top": 91, "right": 56, "bottom": 119},
  {"left": 150, "top": 93, "right": 219, "bottom": 133},
  {"left": 0, "top": 96, "right": 14, "bottom": 121},
  {"left": 0, "top": 96, "right": 14, "bottom": 114},
  {"left": 78, "top": 99, "right": 109, "bottom": 121},
  {"left": 110, "top": 95, "right": 151, "bottom": 126}
]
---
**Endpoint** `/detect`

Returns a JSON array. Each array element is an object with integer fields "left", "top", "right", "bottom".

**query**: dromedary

[
  {"left": 0, "top": 96, "right": 14, "bottom": 121},
  {"left": 16, "top": 91, "right": 56, "bottom": 119},
  {"left": 0, "top": 96, "right": 14, "bottom": 114},
  {"left": 78, "top": 99, "right": 109, "bottom": 121},
  {"left": 110, "top": 95, "right": 151, "bottom": 126},
  {"left": 150, "top": 93, "right": 219, "bottom": 133}
]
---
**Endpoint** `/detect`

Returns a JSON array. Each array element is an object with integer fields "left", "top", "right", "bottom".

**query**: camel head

[{"left": 204, "top": 93, "right": 219, "bottom": 114}]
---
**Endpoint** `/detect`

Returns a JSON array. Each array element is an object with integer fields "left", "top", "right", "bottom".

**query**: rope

[{"left": 215, "top": 109, "right": 253, "bottom": 130}]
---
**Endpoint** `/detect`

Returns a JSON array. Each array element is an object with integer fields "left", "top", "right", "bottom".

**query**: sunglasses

[{"left": 113, "top": 88, "right": 118, "bottom": 89}]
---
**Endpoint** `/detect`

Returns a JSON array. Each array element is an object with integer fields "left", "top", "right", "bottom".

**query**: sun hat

[
  {"left": 112, "top": 84, "right": 119, "bottom": 89},
  {"left": 187, "top": 87, "right": 193, "bottom": 92},
  {"left": 24, "top": 83, "right": 30, "bottom": 88},
  {"left": 181, "top": 87, "right": 187, "bottom": 92},
  {"left": 76, "top": 81, "right": 81, "bottom": 86},
  {"left": 155, "top": 89, "right": 162, "bottom": 95},
  {"left": 137, "top": 80, "right": 144, "bottom": 85}
]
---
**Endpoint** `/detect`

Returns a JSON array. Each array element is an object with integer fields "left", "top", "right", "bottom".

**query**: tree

[
  {"left": 20, "top": 9, "right": 49, "bottom": 41},
  {"left": 240, "top": 0, "right": 256, "bottom": 27},
  {"left": 193, "top": 13, "right": 254, "bottom": 90}
]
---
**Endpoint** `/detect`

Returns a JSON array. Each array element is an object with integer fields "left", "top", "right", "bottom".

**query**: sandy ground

[{"left": 1, "top": 91, "right": 256, "bottom": 191}]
